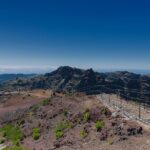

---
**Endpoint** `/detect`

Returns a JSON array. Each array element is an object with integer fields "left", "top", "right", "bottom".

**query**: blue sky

[{"left": 0, "top": 0, "right": 150, "bottom": 73}]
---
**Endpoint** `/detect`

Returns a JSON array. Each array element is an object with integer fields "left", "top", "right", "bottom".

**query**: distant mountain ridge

[
  {"left": 1, "top": 66, "right": 150, "bottom": 102},
  {"left": 0, "top": 74, "right": 36, "bottom": 83},
  {"left": 96, "top": 69, "right": 150, "bottom": 75}
]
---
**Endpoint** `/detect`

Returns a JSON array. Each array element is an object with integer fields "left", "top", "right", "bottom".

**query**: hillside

[
  {"left": 0, "top": 92, "right": 148, "bottom": 150},
  {"left": 1, "top": 66, "right": 150, "bottom": 102}
]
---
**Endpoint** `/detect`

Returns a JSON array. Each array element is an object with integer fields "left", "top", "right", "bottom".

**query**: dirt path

[{"left": 0, "top": 144, "right": 6, "bottom": 150}]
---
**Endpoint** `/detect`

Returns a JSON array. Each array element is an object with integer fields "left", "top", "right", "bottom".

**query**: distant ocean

[{"left": 96, "top": 69, "right": 150, "bottom": 75}]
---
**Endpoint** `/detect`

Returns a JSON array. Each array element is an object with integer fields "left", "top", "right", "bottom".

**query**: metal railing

[{"left": 98, "top": 93, "right": 150, "bottom": 125}]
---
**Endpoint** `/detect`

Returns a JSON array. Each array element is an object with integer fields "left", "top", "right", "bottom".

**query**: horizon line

[
  {"left": 0, "top": 65, "right": 150, "bottom": 70},
  {"left": 0, "top": 66, "right": 150, "bottom": 74}
]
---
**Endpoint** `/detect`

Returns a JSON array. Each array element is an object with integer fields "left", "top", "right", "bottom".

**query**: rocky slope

[
  {"left": 0, "top": 93, "right": 146, "bottom": 150},
  {"left": 1, "top": 66, "right": 150, "bottom": 102}
]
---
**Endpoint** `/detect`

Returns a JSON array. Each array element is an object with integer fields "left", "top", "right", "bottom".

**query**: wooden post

[{"left": 139, "top": 102, "right": 141, "bottom": 119}]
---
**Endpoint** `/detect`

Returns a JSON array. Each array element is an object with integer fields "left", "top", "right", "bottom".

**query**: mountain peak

[{"left": 57, "top": 66, "right": 74, "bottom": 72}]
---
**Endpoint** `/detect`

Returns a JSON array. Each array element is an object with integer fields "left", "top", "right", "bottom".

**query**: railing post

[{"left": 139, "top": 102, "right": 141, "bottom": 119}]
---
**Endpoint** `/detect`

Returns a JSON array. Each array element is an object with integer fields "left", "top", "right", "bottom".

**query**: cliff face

[{"left": 1, "top": 66, "right": 150, "bottom": 102}]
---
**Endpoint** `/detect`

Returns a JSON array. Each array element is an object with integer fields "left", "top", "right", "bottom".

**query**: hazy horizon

[{"left": 0, "top": 66, "right": 150, "bottom": 75}]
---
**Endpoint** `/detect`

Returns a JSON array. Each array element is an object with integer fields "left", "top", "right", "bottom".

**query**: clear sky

[{"left": 0, "top": 0, "right": 150, "bottom": 73}]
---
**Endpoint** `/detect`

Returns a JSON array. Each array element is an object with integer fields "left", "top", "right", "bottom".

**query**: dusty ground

[
  {"left": 0, "top": 91, "right": 150, "bottom": 150},
  {"left": 0, "top": 90, "right": 52, "bottom": 117}
]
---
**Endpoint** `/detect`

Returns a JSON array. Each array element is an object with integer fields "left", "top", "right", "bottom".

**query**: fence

[
  {"left": 98, "top": 93, "right": 150, "bottom": 125},
  {"left": 76, "top": 84, "right": 150, "bottom": 125}
]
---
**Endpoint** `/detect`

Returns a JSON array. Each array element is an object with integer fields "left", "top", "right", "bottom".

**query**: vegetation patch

[
  {"left": 18, "top": 119, "right": 25, "bottom": 126},
  {"left": 63, "top": 108, "right": 69, "bottom": 117},
  {"left": 31, "top": 104, "right": 40, "bottom": 112},
  {"left": 83, "top": 111, "right": 91, "bottom": 122},
  {"left": 55, "top": 121, "right": 73, "bottom": 132},
  {"left": 41, "top": 98, "right": 51, "bottom": 106},
  {"left": 0, "top": 132, "right": 5, "bottom": 144},
  {"left": 80, "top": 129, "right": 88, "bottom": 138},
  {"left": 55, "top": 130, "right": 64, "bottom": 139},
  {"left": 55, "top": 120, "right": 73, "bottom": 139},
  {"left": 0, "top": 138, "right": 5, "bottom": 144},
  {"left": 0, "top": 124, "right": 24, "bottom": 144},
  {"left": 33, "top": 128, "right": 40, "bottom": 140},
  {"left": 95, "top": 120, "right": 105, "bottom": 132}
]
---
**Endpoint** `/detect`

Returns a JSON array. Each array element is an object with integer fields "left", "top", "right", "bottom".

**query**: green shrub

[
  {"left": 0, "top": 138, "right": 5, "bottom": 144},
  {"left": 18, "top": 119, "right": 25, "bottom": 126},
  {"left": 0, "top": 124, "right": 24, "bottom": 144},
  {"left": 76, "top": 118, "right": 82, "bottom": 124},
  {"left": 42, "top": 98, "right": 51, "bottom": 106},
  {"left": 83, "top": 111, "right": 91, "bottom": 122},
  {"left": 55, "top": 131, "right": 64, "bottom": 139},
  {"left": 63, "top": 108, "right": 69, "bottom": 117},
  {"left": 95, "top": 121, "right": 105, "bottom": 132},
  {"left": 33, "top": 128, "right": 40, "bottom": 140},
  {"left": 14, "top": 139, "right": 21, "bottom": 146},
  {"left": 80, "top": 129, "right": 88, "bottom": 138},
  {"left": 55, "top": 121, "right": 72, "bottom": 133},
  {"left": 55, "top": 121, "right": 73, "bottom": 139},
  {"left": 31, "top": 104, "right": 39, "bottom": 111}
]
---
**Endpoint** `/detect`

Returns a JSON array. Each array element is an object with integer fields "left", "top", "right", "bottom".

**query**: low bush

[
  {"left": 63, "top": 108, "right": 69, "bottom": 117},
  {"left": 95, "top": 121, "right": 105, "bottom": 132},
  {"left": 83, "top": 111, "right": 91, "bottom": 122},
  {"left": 0, "top": 138, "right": 5, "bottom": 144},
  {"left": 55, "top": 120, "right": 73, "bottom": 139},
  {"left": 42, "top": 98, "right": 51, "bottom": 106},
  {"left": 31, "top": 104, "right": 39, "bottom": 111},
  {"left": 80, "top": 129, "right": 88, "bottom": 138},
  {"left": 18, "top": 119, "right": 25, "bottom": 126},
  {"left": 55, "top": 121, "right": 73, "bottom": 132},
  {"left": 33, "top": 128, "right": 40, "bottom": 140},
  {"left": 0, "top": 124, "right": 24, "bottom": 144},
  {"left": 55, "top": 130, "right": 64, "bottom": 139}
]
